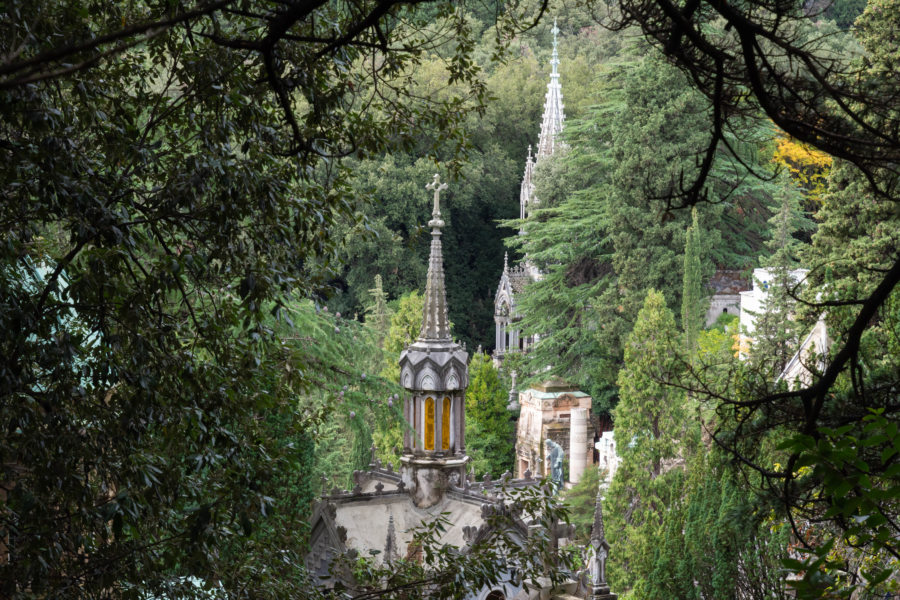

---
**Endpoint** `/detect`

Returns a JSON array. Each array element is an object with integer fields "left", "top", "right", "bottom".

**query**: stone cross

[{"left": 426, "top": 173, "right": 448, "bottom": 218}]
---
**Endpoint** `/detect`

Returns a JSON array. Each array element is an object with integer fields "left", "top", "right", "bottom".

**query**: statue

[{"left": 544, "top": 438, "right": 564, "bottom": 491}]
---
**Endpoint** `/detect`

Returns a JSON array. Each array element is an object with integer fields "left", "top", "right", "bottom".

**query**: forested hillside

[{"left": 3, "top": 0, "right": 899, "bottom": 598}]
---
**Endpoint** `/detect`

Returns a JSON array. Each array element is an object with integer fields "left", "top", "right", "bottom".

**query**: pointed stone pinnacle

[
  {"left": 537, "top": 22, "right": 565, "bottom": 159},
  {"left": 591, "top": 484, "right": 607, "bottom": 547},
  {"left": 419, "top": 176, "right": 451, "bottom": 341}
]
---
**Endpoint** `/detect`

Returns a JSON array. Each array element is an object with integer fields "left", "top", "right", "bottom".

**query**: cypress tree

[
  {"left": 681, "top": 207, "right": 706, "bottom": 357},
  {"left": 606, "top": 289, "right": 693, "bottom": 593}
]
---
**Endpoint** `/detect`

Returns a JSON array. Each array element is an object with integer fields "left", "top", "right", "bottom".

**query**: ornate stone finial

[
  {"left": 426, "top": 173, "right": 448, "bottom": 225},
  {"left": 369, "top": 444, "right": 377, "bottom": 467},
  {"left": 523, "top": 468, "right": 533, "bottom": 480},
  {"left": 374, "top": 481, "right": 385, "bottom": 494},
  {"left": 396, "top": 480, "right": 406, "bottom": 492},
  {"left": 589, "top": 484, "right": 614, "bottom": 599},
  {"left": 320, "top": 476, "right": 328, "bottom": 497},
  {"left": 503, "top": 251, "right": 509, "bottom": 273},
  {"left": 527, "top": 144, "right": 533, "bottom": 161}
]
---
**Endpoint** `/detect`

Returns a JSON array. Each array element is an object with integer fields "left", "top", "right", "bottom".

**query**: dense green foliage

[
  {"left": 4, "top": 0, "right": 900, "bottom": 596},
  {"left": 465, "top": 353, "right": 516, "bottom": 478},
  {"left": 0, "top": 0, "right": 551, "bottom": 595},
  {"left": 559, "top": 463, "right": 601, "bottom": 544},
  {"left": 681, "top": 208, "right": 706, "bottom": 357},
  {"left": 606, "top": 290, "right": 790, "bottom": 598},
  {"left": 508, "top": 47, "right": 772, "bottom": 402}
]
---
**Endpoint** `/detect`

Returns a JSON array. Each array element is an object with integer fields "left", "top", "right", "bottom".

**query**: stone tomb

[{"left": 514, "top": 379, "right": 594, "bottom": 485}]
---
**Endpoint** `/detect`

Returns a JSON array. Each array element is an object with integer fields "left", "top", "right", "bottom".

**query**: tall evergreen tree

[
  {"left": 606, "top": 289, "right": 694, "bottom": 594},
  {"left": 681, "top": 207, "right": 706, "bottom": 357}
]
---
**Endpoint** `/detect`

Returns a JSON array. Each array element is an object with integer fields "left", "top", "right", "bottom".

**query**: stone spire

[
  {"left": 591, "top": 485, "right": 606, "bottom": 544},
  {"left": 419, "top": 174, "right": 451, "bottom": 341},
  {"left": 398, "top": 174, "right": 469, "bottom": 507},
  {"left": 536, "top": 20, "right": 565, "bottom": 159},
  {"left": 589, "top": 483, "right": 615, "bottom": 600},
  {"left": 519, "top": 145, "right": 535, "bottom": 225}
]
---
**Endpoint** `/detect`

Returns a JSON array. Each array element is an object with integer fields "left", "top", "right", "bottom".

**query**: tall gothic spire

[
  {"left": 589, "top": 484, "right": 615, "bottom": 599},
  {"left": 536, "top": 19, "right": 565, "bottom": 159},
  {"left": 591, "top": 486, "right": 606, "bottom": 545},
  {"left": 419, "top": 174, "right": 451, "bottom": 341}
]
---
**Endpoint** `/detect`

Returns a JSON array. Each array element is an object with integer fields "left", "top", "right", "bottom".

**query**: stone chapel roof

[{"left": 305, "top": 461, "right": 542, "bottom": 575}]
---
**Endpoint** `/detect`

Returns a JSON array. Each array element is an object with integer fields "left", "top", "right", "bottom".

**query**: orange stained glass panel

[
  {"left": 442, "top": 397, "right": 451, "bottom": 450},
  {"left": 424, "top": 397, "right": 435, "bottom": 451}
]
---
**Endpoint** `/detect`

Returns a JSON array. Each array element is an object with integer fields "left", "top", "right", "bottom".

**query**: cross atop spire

[{"left": 426, "top": 173, "right": 448, "bottom": 219}]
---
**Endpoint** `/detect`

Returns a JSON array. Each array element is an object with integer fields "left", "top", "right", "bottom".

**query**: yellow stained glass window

[
  {"left": 424, "top": 397, "right": 435, "bottom": 451},
  {"left": 442, "top": 397, "right": 451, "bottom": 450}
]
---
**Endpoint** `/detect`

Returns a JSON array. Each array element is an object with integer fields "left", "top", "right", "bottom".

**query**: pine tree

[{"left": 681, "top": 207, "right": 706, "bottom": 358}]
